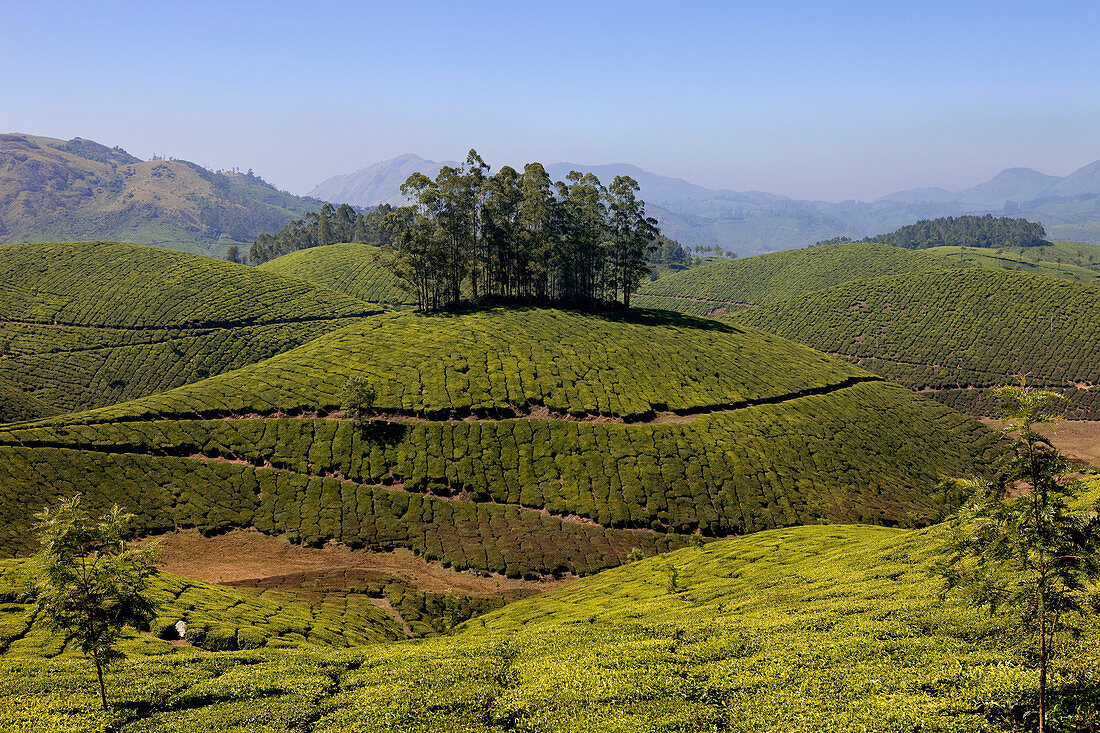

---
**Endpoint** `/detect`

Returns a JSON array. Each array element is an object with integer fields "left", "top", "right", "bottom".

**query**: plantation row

[
  {"left": 43, "top": 309, "right": 867, "bottom": 425},
  {"left": 232, "top": 570, "right": 507, "bottom": 637},
  {"left": 257, "top": 244, "right": 417, "bottom": 308},
  {"left": 0, "top": 447, "right": 685, "bottom": 577},
  {"left": 0, "top": 382, "right": 52, "bottom": 423},
  {"left": 636, "top": 243, "right": 953, "bottom": 307},
  {"left": 5, "top": 522, "right": 1098, "bottom": 731},
  {"left": 628, "top": 293, "right": 740, "bottom": 316},
  {"left": 0, "top": 319, "right": 361, "bottom": 415},
  {"left": 0, "top": 381, "right": 1001, "bottom": 545},
  {"left": 929, "top": 245, "right": 1100, "bottom": 285},
  {"left": 736, "top": 268, "right": 1100, "bottom": 410},
  {"left": 929, "top": 386, "right": 1100, "bottom": 420},
  {"left": 0, "top": 561, "right": 403, "bottom": 656},
  {"left": 0, "top": 241, "right": 376, "bottom": 329}
]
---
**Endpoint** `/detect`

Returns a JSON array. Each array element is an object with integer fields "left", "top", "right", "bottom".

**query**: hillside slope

[
  {"left": 633, "top": 243, "right": 954, "bottom": 314},
  {"left": 4, "top": 518, "right": 1097, "bottom": 731},
  {"left": 0, "top": 241, "right": 381, "bottom": 415},
  {"left": 736, "top": 268, "right": 1100, "bottom": 417},
  {"left": 257, "top": 243, "right": 415, "bottom": 307},
  {"left": 0, "top": 133, "right": 322, "bottom": 254},
  {"left": 0, "top": 309, "right": 999, "bottom": 577}
]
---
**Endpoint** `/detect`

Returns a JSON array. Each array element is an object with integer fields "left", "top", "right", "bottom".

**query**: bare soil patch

[
  {"left": 143, "top": 528, "right": 565, "bottom": 597},
  {"left": 980, "top": 418, "right": 1100, "bottom": 468}
]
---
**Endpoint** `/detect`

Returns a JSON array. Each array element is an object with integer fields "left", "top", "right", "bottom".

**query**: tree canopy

[
  {"left": 384, "top": 150, "right": 662, "bottom": 311},
  {"left": 250, "top": 202, "right": 395, "bottom": 265}
]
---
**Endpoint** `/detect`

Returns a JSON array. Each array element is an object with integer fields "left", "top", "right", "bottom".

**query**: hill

[
  {"left": 257, "top": 243, "right": 415, "bottom": 307},
  {"left": 4, "top": 514, "right": 1097, "bottom": 730},
  {"left": 0, "top": 308, "right": 999, "bottom": 577},
  {"left": 633, "top": 243, "right": 955, "bottom": 315},
  {"left": 736, "top": 268, "right": 1100, "bottom": 418},
  {"left": 0, "top": 241, "right": 381, "bottom": 415},
  {"left": 0, "top": 133, "right": 323, "bottom": 255}
]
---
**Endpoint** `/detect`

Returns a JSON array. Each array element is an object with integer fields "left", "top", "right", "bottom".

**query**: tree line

[
  {"left": 814, "top": 215, "right": 1050, "bottom": 250},
  {"left": 385, "top": 150, "right": 661, "bottom": 310},
  {"left": 249, "top": 203, "right": 394, "bottom": 265}
]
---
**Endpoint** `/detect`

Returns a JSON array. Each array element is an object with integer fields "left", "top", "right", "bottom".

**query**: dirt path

[
  {"left": 369, "top": 597, "right": 414, "bottom": 637},
  {"left": 143, "top": 528, "right": 564, "bottom": 597}
]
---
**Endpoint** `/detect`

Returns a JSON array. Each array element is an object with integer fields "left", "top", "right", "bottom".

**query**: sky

[{"left": 2, "top": 0, "right": 1099, "bottom": 201}]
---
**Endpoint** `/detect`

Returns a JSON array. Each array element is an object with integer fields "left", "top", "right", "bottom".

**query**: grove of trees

[
  {"left": 384, "top": 150, "right": 661, "bottom": 310},
  {"left": 814, "top": 215, "right": 1050, "bottom": 249},
  {"left": 250, "top": 203, "right": 395, "bottom": 265}
]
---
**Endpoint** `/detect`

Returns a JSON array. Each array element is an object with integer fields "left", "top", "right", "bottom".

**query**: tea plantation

[
  {"left": 257, "top": 243, "right": 417, "bottom": 308},
  {"left": 3, "top": 516, "right": 1097, "bottom": 732},
  {"left": 0, "top": 308, "right": 1001, "bottom": 578},
  {"left": 0, "top": 242, "right": 382, "bottom": 414},
  {"left": 736, "top": 268, "right": 1100, "bottom": 418},
  {"left": 633, "top": 243, "right": 954, "bottom": 315}
]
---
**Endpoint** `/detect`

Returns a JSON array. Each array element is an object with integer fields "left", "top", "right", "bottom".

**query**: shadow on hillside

[{"left": 421, "top": 302, "right": 740, "bottom": 334}]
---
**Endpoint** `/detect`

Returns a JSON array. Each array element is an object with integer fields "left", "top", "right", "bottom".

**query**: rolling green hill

[
  {"left": 0, "top": 308, "right": 999, "bottom": 577},
  {"left": 257, "top": 243, "right": 415, "bottom": 307},
  {"left": 925, "top": 243, "right": 1100, "bottom": 285},
  {"left": 0, "top": 133, "right": 324, "bottom": 255},
  {"left": 736, "top": 268, "right": 1100, "bottom": 418},
  {"left": 4, "top": 512, "right": 1097, "bottom": 731},
  {"left": 635, "top": 241, "right": 1100, "bottom": 317},
  {"left": 633, "top": 243, "right": 955, "bottom": 315},
  {"left": 0, "top": 241, "right": 381, "bottom": 416}
]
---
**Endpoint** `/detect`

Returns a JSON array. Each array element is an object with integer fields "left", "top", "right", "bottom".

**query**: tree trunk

[
  {"left": 1039, "top": 611, "right": 1047, "bottom": 733},
  {"left": 94, "top": 657, "right": 108, "bottom": 711}
]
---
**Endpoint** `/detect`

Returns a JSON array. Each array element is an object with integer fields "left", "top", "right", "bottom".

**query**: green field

[
  {"left": 736, "top": 267, "right": 1100, "bottom": 418},
  {"left": 0, "top": 308, "right": 1000, "bottom": 577},
  {"left": 258, "top": 243, "right": 417, "bottom": 307},
  {"left": 0, "top": 242, "right": 380, "bottom": 415},
  {"left": 633, "top": 243, "right": 955, "bottom": 315},
  {"left": 3, "top": 511, "right": 1097, "bottom": 732}
]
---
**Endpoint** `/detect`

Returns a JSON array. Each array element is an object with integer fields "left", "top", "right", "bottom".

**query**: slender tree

[
  {"left": 33, "top": 496, "right": 160, "bottom": 712},
  {"left": 606, "top": 175, "right": 659, "bottom": 307},
  {"left": 939, "top": 383, "right": 1100, "bottom": 733}
]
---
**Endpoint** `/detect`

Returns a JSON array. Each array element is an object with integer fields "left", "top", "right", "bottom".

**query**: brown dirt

[
  {"left": 142, "top": 528, "right": 566, "bottom": 597},
  {"left": 980, "top": 418, "right": 1100, "bottom": 468}
]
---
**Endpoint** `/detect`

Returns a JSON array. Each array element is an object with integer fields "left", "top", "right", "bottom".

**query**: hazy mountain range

[
  {"left": 312, "top": 155, "right": 1100, "bottom": 256},
  {"left": 3, "top": 132, "right": 1099, "bottom": 258}
]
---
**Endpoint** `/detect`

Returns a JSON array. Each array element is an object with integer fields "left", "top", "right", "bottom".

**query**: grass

[{"left": 2, "top": 512, "right": 1097, "bottom": 731}]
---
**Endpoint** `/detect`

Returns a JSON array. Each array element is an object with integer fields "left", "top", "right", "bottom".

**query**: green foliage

[
  {"left": 866, "top": 214, "right": 1050, "bottom": 249},
  {"left": 387, "top": 152, "right": 661, "bottom": 310},
  {"left": 257, "top": 243, "right": 416, "bottom": 307},
  {"left": 2, "top": 522, "right": 1098, "bottom": 730},
  {"left": 249, "top": 203, "right": 395, "bottom": 265},
  {"left": 633, "top": 242, "right": 954, "bottom": 315},
  {"left": 32, "top": 496, "right": 160, "bottom": 709},
  {"left": 939, "top": 385, "right": 1100, "bottom": 732},
  {"left": 0, "top": 241, "right": 377, "bottom": 414},
  {"left": 0, "top": 241, "right": 374, "bottom": 329},
  {"left": 736, "top": 268, "right": 1100, "bottom": 418}
]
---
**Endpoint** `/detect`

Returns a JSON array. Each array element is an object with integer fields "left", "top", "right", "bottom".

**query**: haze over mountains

[
  {"left": 312, "top": 154, "right": 1100, "bottom": 256},
  {"left": 4, "top": 132, "right": 1100, "bottom": 258}
]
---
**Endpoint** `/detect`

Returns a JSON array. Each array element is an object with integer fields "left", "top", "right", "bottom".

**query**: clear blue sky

[{"left": 2, "top": 0, "right": 1098, "bottom": 200}]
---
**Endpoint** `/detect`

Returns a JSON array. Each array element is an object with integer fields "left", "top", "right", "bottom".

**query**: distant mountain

[
  {"left": 309, "top": 154, "right": 458, "bottom": 207},
  {"left": 308, "top": 154, "right": 1100, "bottom": 257},
  {"left": 0, "top": 133, "right": 323, "bottom": 254}
]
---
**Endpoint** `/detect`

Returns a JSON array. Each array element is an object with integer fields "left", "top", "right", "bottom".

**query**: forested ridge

[{"left": 816, "top": 214, "right": 1050, "bottom": 249}]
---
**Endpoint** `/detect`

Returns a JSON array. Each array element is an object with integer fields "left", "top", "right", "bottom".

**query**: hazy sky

[{"left": 3, "top": 0, "right": 1098, "bottom": 201}]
